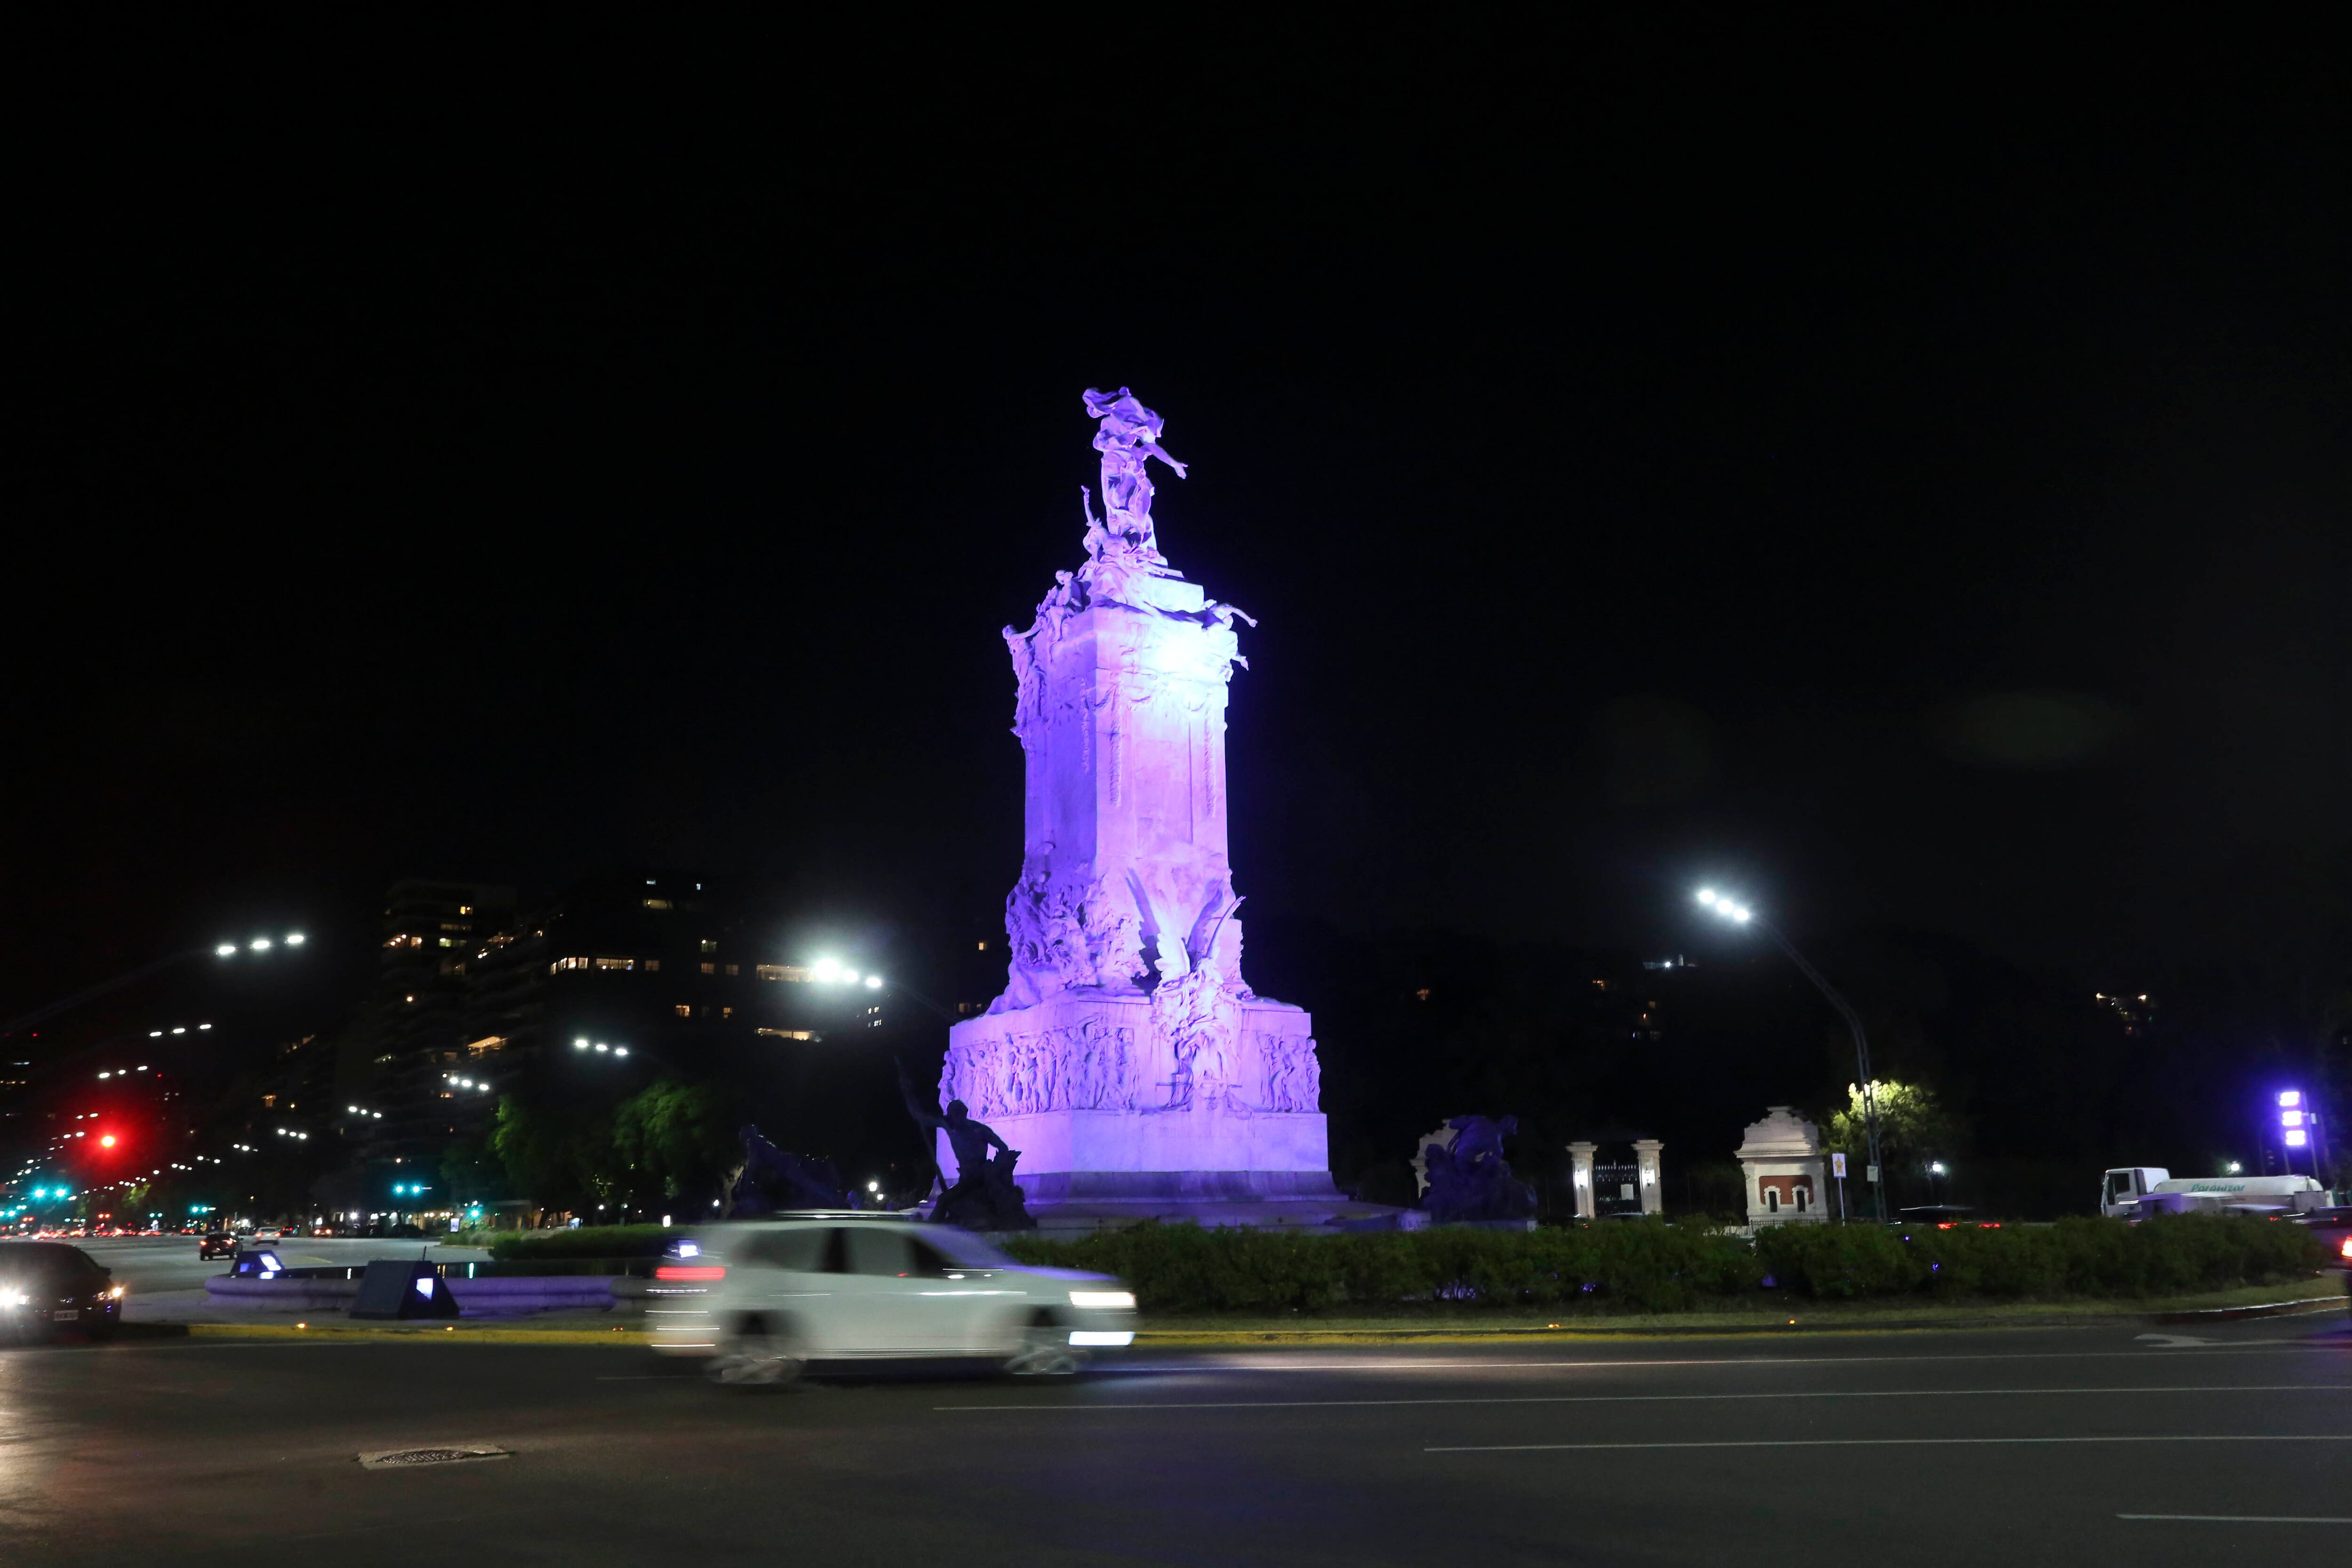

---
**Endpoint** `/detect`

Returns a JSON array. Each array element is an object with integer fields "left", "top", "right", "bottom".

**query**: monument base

[
  {"left": 938, "top": 986, "right": 1355, "bottom": 1232},
  {"left": 977, "top": 1169, "right": 1398, "bottom": 1236}
]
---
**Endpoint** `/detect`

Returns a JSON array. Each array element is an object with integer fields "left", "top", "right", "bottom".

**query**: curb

[{"left": 182, "top": 1322, "right": 643, "bottom": 1346}]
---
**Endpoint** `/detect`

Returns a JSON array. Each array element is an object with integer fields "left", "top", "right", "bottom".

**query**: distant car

[
  {"left": 251, "top": 1226, "right": 285, "bottom": 1241},
  {"left": 2289, "top": 1207, "right": 2352, "bottom": 1267},
  {"left": 649, "top": 1215, "right": 1137, "bottom": 1385},
  {"left": 198, "top": 1232, "right": 236, "bottom": 1260},
  {"left": 1, "top": 1242, "right": 124, "bottom": 1343}
]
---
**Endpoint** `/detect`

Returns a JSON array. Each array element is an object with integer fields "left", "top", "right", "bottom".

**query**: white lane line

[
  {"left": 1122, "top": 1345, "right": 2341, "bottom": 1375},
  {"left": 938, "top": 1384, "right": 2347, "bottom": 1413},
  {"left": 2118, "top": 1514, "right": 2352, "bottom": 1524},
  {"left": 1429, "top": 1435, "right": 2352, "bottom": 1453}
]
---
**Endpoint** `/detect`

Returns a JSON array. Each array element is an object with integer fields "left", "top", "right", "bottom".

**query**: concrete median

[{"left": 205, "top": 1272, "right": 620, "bottom": 1316}]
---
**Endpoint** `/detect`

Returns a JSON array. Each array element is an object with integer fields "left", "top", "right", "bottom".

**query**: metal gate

[{"left": 1594, "top": 1159, "right": 1642, "bottom": 1217}]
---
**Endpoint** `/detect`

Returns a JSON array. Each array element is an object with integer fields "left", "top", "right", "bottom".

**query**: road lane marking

[
  {"left": 939, "top": 1384, "right": 2348, "bottom": 1412},
  {"left": 1429, "top": 1434, "right": 2352, "bottom": 1453},
  {"left": 2118, "top": 1514, "right": 2352, "bottom": 1524},
  {"left": 1119, "top": 1345, "right": 2344, "bottom": 1374}
]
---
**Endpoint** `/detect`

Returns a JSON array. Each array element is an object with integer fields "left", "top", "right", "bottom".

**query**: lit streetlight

[
  {"left": 3, "top": 929, "right": 307, "bottom": 1038},
  {"left": 806, "top": 959, "right": 956, "bottom": 1025},
  {"left": 1697, "top": 887, "right": 1888, "bottom": 1223}
]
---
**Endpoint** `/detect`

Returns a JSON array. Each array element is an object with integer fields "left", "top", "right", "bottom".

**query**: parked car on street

[
  {"left": 648, "top": 1215, "right": 1136, "bottom": 1385},
  {"left": 1, "top": 1242, "right": 124, "bottom": 1343}
]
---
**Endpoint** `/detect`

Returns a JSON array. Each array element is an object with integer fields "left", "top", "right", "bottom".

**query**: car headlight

[
  {"left": 0, "top": 1290, "right": 26, "bottom": 1308},
  {"left": 1067, "top": 1289, "right": 1136, "bottom": 1311},
  {"left": 109, "top": 1286, "right": 126, "bottom": 1299}
]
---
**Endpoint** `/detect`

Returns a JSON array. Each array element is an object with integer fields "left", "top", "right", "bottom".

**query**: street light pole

[
  {"left": 1697, "top": 891, "right": 1888, "bottom": 1224},
  {"left": 2, "top": 931, "right": 309, "bottom": 1038}
]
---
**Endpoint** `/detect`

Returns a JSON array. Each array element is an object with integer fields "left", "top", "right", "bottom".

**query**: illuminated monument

[{"left": 938, "top": 389, "right": 1340, "bottom": 1222}]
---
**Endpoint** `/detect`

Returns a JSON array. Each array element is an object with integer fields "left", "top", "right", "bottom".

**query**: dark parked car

[
  {"left": 198, "top": 1231, "right": 236, "bottom": 1260},
  {"left": 2, "top": 1243, "right": 124, "bottom": 1343}
]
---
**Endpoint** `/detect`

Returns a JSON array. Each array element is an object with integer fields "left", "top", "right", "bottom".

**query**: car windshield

[
  {"left": 925, "top": 1228, "right": 1017, "bottom": 1269},
  {"left": 0, "top": 1244, "right": 92, "bottom": 1283}
]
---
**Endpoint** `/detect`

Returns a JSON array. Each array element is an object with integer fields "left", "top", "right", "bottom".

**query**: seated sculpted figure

[
  {"left": 726, "top": 1125, "right": 849, "bottom": 1216},
  {"left": 1423, "top": 1114, "right": 1538, "bottom": 1224}
]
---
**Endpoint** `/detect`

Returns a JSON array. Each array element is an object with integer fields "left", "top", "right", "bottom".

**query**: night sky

[{"left": 9, "top": 15, "right": 2346, "bottom": 1061}]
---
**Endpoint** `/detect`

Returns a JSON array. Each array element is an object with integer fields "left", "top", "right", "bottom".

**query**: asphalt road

[{"left": 2, "top": 1312, "right": 2345, "bottom": 1567}]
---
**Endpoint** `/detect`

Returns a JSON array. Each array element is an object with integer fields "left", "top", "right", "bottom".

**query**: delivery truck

[{"left": 2099, "top": 1166, "right": 2327, "bottom": 1219}]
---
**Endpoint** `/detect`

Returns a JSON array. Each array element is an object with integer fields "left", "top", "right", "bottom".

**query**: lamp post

[
  {"left": 2, "top": 931, "right": 308, "bottom": 1038},
  {"left": 1696, "top": 889, "right": 1887, "bottom": 1223},
  {"left": 803, "top": 959, "right": 959, "bottom": 1027}
]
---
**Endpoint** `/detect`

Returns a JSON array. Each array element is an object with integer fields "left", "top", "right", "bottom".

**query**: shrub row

[
  {"left": 1754, "top": 1214, "right": 2326, "bottom": 1302},
  {"left": 1000, "top": 1215, "right": 2328, "bottom": 1314},
  {"left": 999, "top": 1221, "right": 1760, "bottom": 1313},
  {"left": 488, "top": 1224, "right": 678, "bottom": 1261}
]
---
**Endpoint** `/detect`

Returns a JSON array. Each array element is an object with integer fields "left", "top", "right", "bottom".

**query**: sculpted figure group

[{"left": 939, "top": 1018, "right": 1320, "bottom": 1120}]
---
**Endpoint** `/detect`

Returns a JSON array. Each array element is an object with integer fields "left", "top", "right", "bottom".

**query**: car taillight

[
  {"left": 654, "top": 1266, "right": 725, "bottom": 1281},
  {"left": 2340, "top": 1237, "right": 2350, "bottom": 1261}
]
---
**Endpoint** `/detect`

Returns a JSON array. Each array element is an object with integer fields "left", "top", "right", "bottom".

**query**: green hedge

[
  {"left": 487, "top": 1224, "right": 679, "bottom": 1261},
  {"left": 1755, "top": 1214, "right": 2328, "bottom": 1301},
  {"left": 999, "top": 1215, "right": 2327, "bottom": 1314},
  {"left": 1001, "top": 1220, "right": 1760, "bottom": 1313}
]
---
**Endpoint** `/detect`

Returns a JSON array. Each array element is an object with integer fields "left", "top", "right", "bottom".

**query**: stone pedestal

[{"left": 1566, "top": 1141, "right": 1598, "bottom": 1220}]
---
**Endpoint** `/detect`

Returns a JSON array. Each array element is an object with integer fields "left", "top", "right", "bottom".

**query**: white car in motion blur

[{"left": 647, "top": 1215, "right": 1137, "bottom": 1384}]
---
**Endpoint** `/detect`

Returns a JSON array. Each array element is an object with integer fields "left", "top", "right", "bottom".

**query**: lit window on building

[
  {"left": 755, "top": 1027, "right": 818, "bottom": 1041},
  {"left": 724, "top": 963, "right": 739, "bottom": 977},
  {"left": 674, "top": 1004, "right": 691, "bottom": 1018},
  {"left": 644, "top": 958, "right": 660, "bottom": 972},
  {"left": 595, "top": 957, "right": 634, "bottom": 971},
  {"left": 721, "top": 1007, "right": 733, "bottom": 1019},
  {"left": 699, "top": 939, "right": 718, "bottom": 955},
  {"left": 551, "top": 957, "right": 591, "bottom": 973},
  {"left": 756, "top": 964, "right": 811, "bottom": 982},
  {"left": 644, "top": 898, "right": 673, "bottom": 910},
  {"left": 700, "top": 962, "right": 716, "bottom": 975}
]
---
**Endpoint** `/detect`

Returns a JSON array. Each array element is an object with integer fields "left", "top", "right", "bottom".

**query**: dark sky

[{"left": 9, "top": 12, "right": 2347, "bottom": 1029}]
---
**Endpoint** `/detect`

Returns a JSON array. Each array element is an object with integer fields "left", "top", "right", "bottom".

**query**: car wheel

[
  {"left": 708, "top": 1320, "right": 804, "bottom": 1388},
  {"left": 86, "top": 1315, "right": 118, "bottom": 1343},
  {"left": 1005, "top": 1324, "right": 1084, "bottom": 1377}
]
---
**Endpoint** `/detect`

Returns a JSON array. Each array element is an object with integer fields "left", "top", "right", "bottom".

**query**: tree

[
  {"left": 1820, "top": 1080, "right": 1956, "bottom": 1168},
  {"left": 613, "top": 1078, "right": 738, "bottom": 1206},
  {"left": 489, "top": 1095, "right": 616, "bottom": 1214}
]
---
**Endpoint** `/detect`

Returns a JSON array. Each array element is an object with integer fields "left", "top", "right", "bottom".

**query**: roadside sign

[
  {"left": 1866, "top": 1164, "right": 1881, "bottom": 1183},
  {"left": 1832, "top": 1153, "right": 1847, "bottom": 1178}
]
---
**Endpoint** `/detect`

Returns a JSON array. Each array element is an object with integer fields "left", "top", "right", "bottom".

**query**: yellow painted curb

[{"left": 186, "top": 1322, "right": 643, "bottom": 1346}]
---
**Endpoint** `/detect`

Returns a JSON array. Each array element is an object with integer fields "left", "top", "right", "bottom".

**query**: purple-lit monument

[{"left": 939, "top": 389, "right": 1342, "bottom": 1223}]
